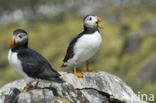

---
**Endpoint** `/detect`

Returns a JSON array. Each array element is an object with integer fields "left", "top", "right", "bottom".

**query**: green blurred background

[{"left": 0, "top": 0, "right": 156, "bottom": 102}]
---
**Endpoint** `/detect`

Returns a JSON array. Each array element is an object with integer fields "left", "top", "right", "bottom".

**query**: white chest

[
  {"left": 8, "top": 50, "right": 25, "bottom": 76},
  {"left": 75, "top": 31, "right": 102, "bottom": 51},
  {"left": 73, "top": 31, "right": 102, "bottom": 62}
]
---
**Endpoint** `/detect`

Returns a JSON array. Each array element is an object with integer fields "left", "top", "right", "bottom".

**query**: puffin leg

[
  {"left": 74, "top": 65, "right": 83, "bottom": 77},
  {"left": 30, "top": 81, "right": 39, "bottom": 90},
  {"left": 15, "top": 84, "right": 31, "bottom": 100},
  {"left": 86, "top": 61, "right": 95, "bottom": 72},
  {"left": 15, "top": 81, "right": 39, "bottom": 100}
]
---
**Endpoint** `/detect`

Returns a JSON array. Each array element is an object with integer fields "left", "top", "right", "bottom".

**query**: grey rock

[
  {"left": 123, "top": 31, "right": 142, "bottom": 53},
  {"left": 138, "top": 55, "right": 156, "bottom": 83},
  {"left": 141, "top": 20, "right": 154, "bottom": 35},
  {"left": 0, "top": 71, "right": 146, "bottom": 103}
]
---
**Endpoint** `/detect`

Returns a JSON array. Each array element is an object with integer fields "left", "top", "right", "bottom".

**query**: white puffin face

[
  {"left": 15, "top": 33, "right": 28, "bottom": 44},
  {"left": 84, "top": 16, "right": 97, "bottom": 28},
  {"left": 84, "top": 15, "right": 104, "bottom": 29},
  {"left": 9, "top": 31, "right": 28, "bottom": 49}
]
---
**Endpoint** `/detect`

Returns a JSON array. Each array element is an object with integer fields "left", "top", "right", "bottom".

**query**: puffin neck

[
  {"left": 84, "top": 26, "right": 99, "bottom": 34},
  {"left": 11, "top": 42, "right": 28, "bottom": 52}
]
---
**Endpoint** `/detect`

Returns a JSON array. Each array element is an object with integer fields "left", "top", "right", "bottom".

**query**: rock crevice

[{"left": 0, "top": 71, "right": 146, "bottom": 103}]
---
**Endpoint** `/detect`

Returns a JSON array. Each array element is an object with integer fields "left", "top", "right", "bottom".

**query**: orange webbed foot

[
  {"left": 74, "top": 72, "right": 83, "bottom": 78},
  {"left": 15, "top": 81, "right": 39, "bottom": 100},
  {"left": 15, "top": 85, "right": 30, "bottom": 100}
]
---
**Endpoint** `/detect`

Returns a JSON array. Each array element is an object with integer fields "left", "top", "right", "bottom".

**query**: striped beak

[
  {"left": 97, "top": 17, "right": 104, "bottom": 22},
  {"left": 9, "top": 37, "right": 15, "bottom": 49},
  {"left": 95, "top": 16, "right": 104, "bottom": 29},
  {"left": 9, "top": 36, "right": 19, "bottom": 49}
]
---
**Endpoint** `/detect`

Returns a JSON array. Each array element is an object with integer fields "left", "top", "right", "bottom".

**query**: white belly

[
  {"left": 67, "top": 31, "right": 102, "bottom": 65},
  {"left": 8, "top": 49, "right": 31, "bottom": 83}
]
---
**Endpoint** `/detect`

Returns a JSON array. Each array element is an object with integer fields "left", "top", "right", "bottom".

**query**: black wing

[
  {"left": 18, "top": 48, "right": 63, "bottom": 82},
  {"left": 62, "top": 32, "right": 84, "bottom": 63}
]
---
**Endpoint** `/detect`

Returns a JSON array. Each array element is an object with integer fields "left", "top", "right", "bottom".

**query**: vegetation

[{"left": 0, "top": 1, "right": 155, "bottom": 102}]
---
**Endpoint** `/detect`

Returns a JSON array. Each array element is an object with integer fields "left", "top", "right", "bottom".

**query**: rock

[
  {"left": 123, "top": 31, "right": 142, "bottom": 53},
  {"left": 0, "top": 71, "right": 146, "bottom": 103},
  {"left": 137, "top": 55, "right": 156, "bottom": 83},
  {"left": 141, "top": 20, "right": 154, "bottom": 35}
]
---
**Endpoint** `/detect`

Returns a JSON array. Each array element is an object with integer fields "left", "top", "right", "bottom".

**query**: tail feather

[
  {"left": 37, "top": 70, "right": 65, "bottom": 83},
  {"left": 48, "top": 76, "right": 65, "bottom": 83}
]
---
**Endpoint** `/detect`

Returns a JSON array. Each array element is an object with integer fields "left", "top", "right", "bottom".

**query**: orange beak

[
  {"left": 97, "top": 17, "right": 104, "bottom": 22},
  {"left": 95, "top": 16, "right": 104, "bottom": 29},
  {"left": 9, "top": 37, "right": 15, "bottom": 49}
]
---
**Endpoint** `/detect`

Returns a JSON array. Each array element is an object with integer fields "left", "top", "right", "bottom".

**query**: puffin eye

[
  {"left": 19, "top": 35, "right": 22, "bottom": 38},
  {"left": 89, "top": 17, "right": 92, "bottom": 21}
]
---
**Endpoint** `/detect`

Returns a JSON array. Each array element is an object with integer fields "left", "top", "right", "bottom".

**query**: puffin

[
  {"left": 61, "top": 15, "right": 104, "bottom": 77},
  {"left": 8, "top": 29, "right": 63, "bottom": 99}
]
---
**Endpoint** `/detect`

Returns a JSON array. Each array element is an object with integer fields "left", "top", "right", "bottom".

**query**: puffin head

[
  {"left": 9, "top": 29, "right": 28, "bottom": 49},
  {"left": 83, "top": 15, "right": 104, "bottom": 29}
]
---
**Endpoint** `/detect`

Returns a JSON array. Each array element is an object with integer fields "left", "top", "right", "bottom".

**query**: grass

[{"left": 0, "top": 6, "right": 156, "bottom": 102}]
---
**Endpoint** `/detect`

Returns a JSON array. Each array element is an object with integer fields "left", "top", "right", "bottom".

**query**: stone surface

[
  {"left": 138, "top": 55, "right": 156, "bottom": 83},
  {"left": 0, "top": 71, "right": 146, "bottom": 103},
  {"left": 123, "top": 31, "right": 142, "bottom": 53}
]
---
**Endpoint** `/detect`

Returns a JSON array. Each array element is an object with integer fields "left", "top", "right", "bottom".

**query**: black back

[
  {"left": 62, "top": 26, "right": 99, "bottom": 64},
  {"left": 17, "top": 48, "right": 63, "bottom": 82}
]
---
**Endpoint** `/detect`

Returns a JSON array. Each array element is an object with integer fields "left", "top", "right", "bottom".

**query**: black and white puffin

[
  {"left": 8, "top": 29, "right": 63, "bottom": 99},
  {"left": 61, "top": 15, "right": 104, "bottom": 77}
]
